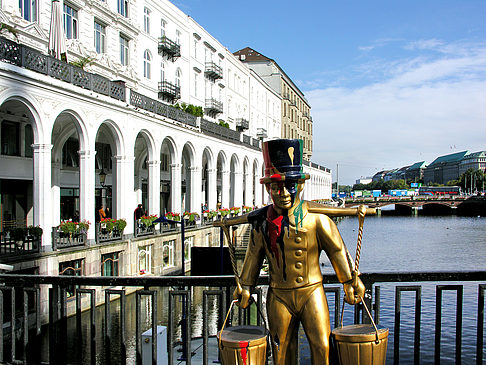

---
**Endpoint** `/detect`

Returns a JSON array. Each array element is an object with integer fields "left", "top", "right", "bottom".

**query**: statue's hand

[
  {"left": 343, "top": 276, "right": 365, "bottom": 305},
  {"left": 233, "top": 283, "right": 252, "bottom": 309}
]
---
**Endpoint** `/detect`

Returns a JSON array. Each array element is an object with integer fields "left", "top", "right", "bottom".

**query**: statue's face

[{"left": 268, "top": 181, "right": 303, "bottom": 210}]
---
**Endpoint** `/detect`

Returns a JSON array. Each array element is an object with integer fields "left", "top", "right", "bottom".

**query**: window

[
  {"left": 120, "top": 35, "right": 129, "bottom": 66},
  {"left": 1, "top": 121, "right": 20, "bottom": 156},
  {"left": 61, "top": 137, "right": 79, "bottom": 168},
  {"left": 143, "top": 50, "right": 151, "bottom": 79},
  {"left": 59, "top": 259, "right": 84, "bottom": 297},
  {"left": 63, "top": 3, "right": 78, "bottom": 39},
  {"left": 194, "top": 39, "right": 197, "bottom": 58},
  {"left": 175, "top": 68, "right": 181, "bottom": 88},
  {"left": 162, "top": 240, "right": 174, "bottom": 267},
  {"left": 117, "top": 0, "right": 128, "bottom": 16},
  {"left": 101, "top": 252, "right": 120, "bottom": 276},
  {"left": 143, "top": 7, "right": 150, "bottom": 33},
  {"left": 138, "top": 245, "right": 152, "bottom": 274},
  {"left": 184, "top": 236, "right": 193, "bottom": 262},
  {"left": 160, "top": 19, "right": 166, "bottom": 38},
  {"left": 194, "top": 72, "right": 198, "bottom": 97},
  {"left": 161, "top": 153, "right": 169, "bottom": 172},
  {"left": 94, "top": 21, "right": 105, "bottom": 54},
  {"left": 160, "top": 62, "right": 166, "bottom": 82},
  {"left": 19, "top": 0, "right": 38, "bottom": 22},
  {"left": 24, "top": 124, "right": 33, "bottom": 158},
  {"left": 176, "top": 30, "right": 181, "bottom": 45}
]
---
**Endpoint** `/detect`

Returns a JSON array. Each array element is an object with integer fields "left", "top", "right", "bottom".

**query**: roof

[
  {"left": 463, "top": 151, "right": 486, "bottom": 159},
  {"left": 233, "top": 47, "right": 308, "bottom": 102},
  {"left": 408, "top": 161, "right": 427, "bottom": 169},
  {"left": 428, "top": 151, "right": 469, "bottom": 166}
]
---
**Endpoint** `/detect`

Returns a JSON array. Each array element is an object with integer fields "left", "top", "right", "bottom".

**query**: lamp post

[{"left": 99, "top": 168, "right": 107, "bottom": 211}]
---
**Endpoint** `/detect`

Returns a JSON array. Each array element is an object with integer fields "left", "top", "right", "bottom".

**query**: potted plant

[
  {"left": 77, "top": 220, "right": 91, "bottom": 234},
  {"left": 243, "top": 206, "right": 252, "bottom": 214},
  {"left": 140, "top": 214, "right": 158, "bottom": 227},
  {"left": 101, "top": 218, "right": 115, "bottom": 233},
  {"left": 165, "top": 212, "right": 181, "bottom": 221},
  {"left": 28, "top": 225, "right": 43, "bottom": 239},
  {"left": 59, "top": 221, "right": 77, "bottom": 238},
  {"left": 219, "top": 208, "right": 230, "bottom": 217},
  {"left": 115, "top": 218, "right": 127, "bottom": 234},
  {"left": 183, "top": 212, "right": 200, "bottom": 222},
  {"left": 230, "top": 206, "right": 241, "bottom": 216}
]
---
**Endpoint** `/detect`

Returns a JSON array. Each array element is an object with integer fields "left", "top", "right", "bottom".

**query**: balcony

[
  {"left": 204, "top": 98, "right": 223, "bottom": 116},
  {"left": 0, "top": 36, "right": 126, "bottom": 102},
  {"left": 158, "top": 36, "right": 181, "bottom": 61},
  {"left": 158, "top": 80, "right": 180, "bottom": 103},
  {"left": 200, "top": 119, "right": 240, "bottom": 143},
  {"left": 235, "top": 118, "right": 249, "bottom": 131},
  {"left": 204, "top": 62, "right": 223, "bottom": 80},
  {"left": 256, "top": 128, "right": 267, "bottom": 139}
]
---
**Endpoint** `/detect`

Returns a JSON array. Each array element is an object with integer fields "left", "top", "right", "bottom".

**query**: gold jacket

[{"left": 239, "top": 201, "right": 356, "bottom": 289}]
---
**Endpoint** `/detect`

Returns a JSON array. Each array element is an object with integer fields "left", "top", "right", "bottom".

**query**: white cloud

[{"left": 305, "top": 41, "right": 486, "bottom": 185}]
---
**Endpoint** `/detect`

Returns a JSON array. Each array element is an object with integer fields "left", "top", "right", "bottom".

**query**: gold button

[
  {"left": 295, "top": 250, "right": 303, "bottom": 256},
  {"left": 296, "top": 276, "right": 304, "bottom": 283},
  {"left": 295, "top": 237, "right": 302, "bottom": 243},
  {"left": 295, "top": 262, "right": 303, "bottom": 269}
]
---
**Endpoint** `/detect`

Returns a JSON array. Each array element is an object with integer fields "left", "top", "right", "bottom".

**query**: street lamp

[{"left": 99, "top": 169, "right": 107, "bottom": 187}]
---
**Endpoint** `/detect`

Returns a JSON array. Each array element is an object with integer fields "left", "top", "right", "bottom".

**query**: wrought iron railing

[
  {"left": 0, "top": 231, "right": 40, "bottom": 256},
  {"left": 129, "top": 91, "right": 197, "bottom": 127},
  {"left": 95, "top": 223, "right": 124, "bottom": 244},
  {"left": 204, "top": 98, "right": 223, "bottom": 114},
  {"left": 158, "top": 36, "right": 181, "bottom": 60},
  {"left": 158, "top": 80, "right": 180, "bottom": 101},
  {"left": 204, "top": 62, "right": 223, "bottom": 80},
  {"left": 51, "top": 227, "right": 87, "bottom": 250},
  {"left": 0, "top": 271, "right": 483, "bottom": 364},
  {"left": 200, "top": 118, "right": 240, "bottom": 143},
  {"left": 0, "top": 36, "right": 125, "bottom": 102}
]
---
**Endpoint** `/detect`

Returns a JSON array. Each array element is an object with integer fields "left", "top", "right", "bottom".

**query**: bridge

[{"left": 344, "top": 195, "right": 486, "bottom": 215}]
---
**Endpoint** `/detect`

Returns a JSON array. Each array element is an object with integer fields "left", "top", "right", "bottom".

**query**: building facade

[
  {"left": 0, "top": 0, "right": 331, "bottom": 254},
  {"left": 233, "top": 47, "right": 313, "bottom": 161}
]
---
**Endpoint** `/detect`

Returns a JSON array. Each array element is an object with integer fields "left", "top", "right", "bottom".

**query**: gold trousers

[{"left": 267, "top": 282, "right": 331, "bottom": 365}]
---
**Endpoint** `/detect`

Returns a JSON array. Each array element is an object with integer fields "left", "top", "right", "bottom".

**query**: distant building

[
  {"left": 385, "top": 166, "right": 409, "bottom": 181},
  {"left": 424, "top": 151, "right": 469, "bottom": 184},
  {"left": 233, "top": 47, "right": 313, "bottom": 161},
  {"left": 405, "top": 161, "right": 427, "bottom": 182},
  {"left": 355, "top": 177, "right": 372, "bottom": 185},
  {"left": 459, "top": 151, "right": 486, "bottom": 175},
  {"left": 372, "top": 170, "right": 390, "bottom": 182}
]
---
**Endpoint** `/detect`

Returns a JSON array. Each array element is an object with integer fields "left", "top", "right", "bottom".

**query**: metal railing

[
  {"left": 51, "top": 227, "right": 87, "bottom": 250},
  {"left": 0, "top": 36, "right": 125, "bottom": 102},
  {"left": 200, "top": 118, "right": 240, "bottom": 143},
  {"left": 0, "top": 231, "right": 40, "bottom": 256},
  {"left": 0, "top": 271, "right": 483, "bottom": 364},
  {"left": 129, "top": 90, "right": 197, "bottom": 127},
  {"left": 204, "top": 62, "right": 223, "bottom": 80},
  {"left": 158, "top": 36, "right": 181, "bottom": 60}
]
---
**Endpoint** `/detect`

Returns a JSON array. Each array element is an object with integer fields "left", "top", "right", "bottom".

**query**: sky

[{"left": 173, "top": 0, "right": 486, "bottom": 185}]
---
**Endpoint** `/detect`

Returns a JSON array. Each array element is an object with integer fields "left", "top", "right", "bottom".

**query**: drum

[
  {"left": 218, "top": 325, "right": 268, "bottom": 365},
  {"left": 332, "top": 324, "right": 389, "bottom": 365}
]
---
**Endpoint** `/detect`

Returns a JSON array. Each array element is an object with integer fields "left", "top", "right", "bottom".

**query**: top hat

[{"left": 260, "top": 139, "right": 310, "bottom": 184}]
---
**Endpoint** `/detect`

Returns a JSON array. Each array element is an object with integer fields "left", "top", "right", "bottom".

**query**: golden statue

[{"left": 217, "top": 139, "right": 374, "bottom": 365}]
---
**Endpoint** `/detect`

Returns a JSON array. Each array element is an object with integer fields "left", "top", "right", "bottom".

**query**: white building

[{"left": 0, "top": 0, "right": 331, "bottom": 254}]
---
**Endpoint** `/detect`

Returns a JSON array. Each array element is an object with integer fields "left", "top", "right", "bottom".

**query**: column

[
  {"left": 221, "top": 169, "right": 230, "bottom": 209},
  {"left": 170, "top": 163, "right": 182, "bottom": 213},
  {"left": 207, "top": 168, "right": 217, "bottom": 210},
  {"left": 233, "top": 171, "right": 243, "bottom": 208},
  {"left": 51, "top": 162, "right": 61, "bottom": 227},
  {"left": 33, "top": 143, "right": 52, "bottom": 249},
  {"left": 147, "top": 160, "right": 160, "bottom": 215},
  {"left": 78, "top": 150, "right": 96, "bottom": 241},
  {"left": 189, "top": 166, "right": 201, "bottom": 213},
  {"left": 243, "top": 172, "right": 251, "bottom": 207},
  {"left": 113, "top": 155, "right": 135, "bottom": 234}
]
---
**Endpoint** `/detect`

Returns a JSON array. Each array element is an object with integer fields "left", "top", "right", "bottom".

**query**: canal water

[{"left": 60, "top": 214, "right": 485, "bottom": 364}]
